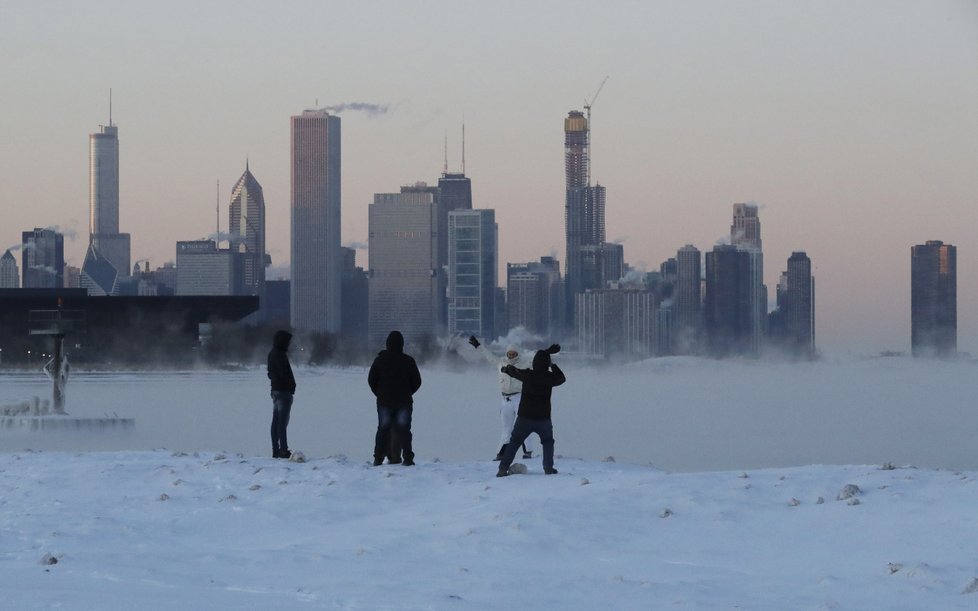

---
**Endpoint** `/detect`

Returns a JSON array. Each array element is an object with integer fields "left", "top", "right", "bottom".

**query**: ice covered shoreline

[{"left": 2, "top": 449, "right": 977, "bottom": 610}]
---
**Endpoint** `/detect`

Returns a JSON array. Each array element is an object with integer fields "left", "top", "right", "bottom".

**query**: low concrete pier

[{"left": 0, "top": 396, "right": 134, "bottom": 431}]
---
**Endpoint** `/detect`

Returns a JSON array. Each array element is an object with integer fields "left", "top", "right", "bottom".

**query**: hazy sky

[{"left": 2, "top": 0, "right": 975, "bottom": 354}]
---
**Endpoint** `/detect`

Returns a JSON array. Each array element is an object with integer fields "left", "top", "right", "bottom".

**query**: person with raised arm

[
  {"left": 467, "top": 336, "right": 534, "bottom": 461},
  {"left": 495, "top": 343, "right": 566, "bottom": 477}
]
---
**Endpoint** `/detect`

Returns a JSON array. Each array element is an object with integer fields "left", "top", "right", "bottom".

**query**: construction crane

[
  {"left": 583, "top": 76, "right": 609, "bottom": 186},
  {"left": 583, "top": 75, "right": 609, "bottom": 125}
]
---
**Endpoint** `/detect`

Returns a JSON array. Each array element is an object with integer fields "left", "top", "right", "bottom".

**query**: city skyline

[{"left": 1, "top": 1, "right": 975, "bottom": 353}]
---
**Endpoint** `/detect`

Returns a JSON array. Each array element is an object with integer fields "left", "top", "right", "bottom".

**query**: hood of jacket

[
  {"left": 504, "top": 344, "right": 521, "bottom": 365},
  {"left": 273, "top": 330, "right": 292, "bottom": 351},
  {"left": 385, "top": 330, "right": 404, "bottom": 354},
  {"left": 532, "top": 349, "right": 551, "bottom": 372}
]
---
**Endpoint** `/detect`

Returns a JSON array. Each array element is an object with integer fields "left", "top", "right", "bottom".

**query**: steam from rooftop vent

[{"left": 325, "top": 102, "right": 390, "bottom": 117}]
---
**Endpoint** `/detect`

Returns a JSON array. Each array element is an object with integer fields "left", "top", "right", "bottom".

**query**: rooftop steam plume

[{"left": 324, "top": 102, "right": 390, "bottom": 118}]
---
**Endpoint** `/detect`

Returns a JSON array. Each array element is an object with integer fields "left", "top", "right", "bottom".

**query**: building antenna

[
  {"left": 216, "top": 180, "right": 220, "bottom": 247},
  {"left": 108, "top": 88, "right": 113, "bottom": 126},
  {"left": 461, "top": 121, "right": 466, "bottom": 175},
  {"left": 443, "top": 129, "right": 448, "bottom": 175}
]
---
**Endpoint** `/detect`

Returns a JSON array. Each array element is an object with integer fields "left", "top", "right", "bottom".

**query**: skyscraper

[
  {"left": 290, "top": 109, "right": 342, "bottom": 332},
  {"left": 576, "top": 288, "right": 657, "bottom": 359},
  {"left": 89, "top": 110, "right": 131, "bottom": 283},
  {"left": 436, "top": 171, "right": 473, "bottom": 327},
  {"left": 229, "top": 162, "right": 267, "bottom": 302},
  {"left": 731, "top": 203, "right": 761, "bottom": 250},
  {"left": 911, "top": 240, "right": 956, "bottom": 357},
  {"left": 772, "top": 252, "right": 816, "bottom": 358},
  {"left": 704, "top": 244, "right": 752, "bottom": 357},
  {"left": 675, "top": 244, "right": 702, "bottom": 353},
  {"left": 564, "top": 110, "right": 609, "bottom": 326},
  {"left": 21, "top": 228, "right": 64, "bottom": 288},
  {"left": 0, "top": 249, "right": 19, "bottom": 288},
  {"left": 368, "top": 189, "right": 438, "bottom": 349},
  {"left": 447, "top": 209, "right": 497, "bottom": 338},
  {"left": 730, "top": 203, "right": 766, "bottom": 356},
  {"left": 507, "top": 257, "right": 563, "bottom": 337}
]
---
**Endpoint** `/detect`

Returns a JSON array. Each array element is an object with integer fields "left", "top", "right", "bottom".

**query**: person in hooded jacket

[
  {"left": 267, "top": 329, "right": 297, "bottom": 459},
  {"left": 467, "top": 336, "right": 534, "bottom": 460},
  {"left": 367, "top": 330, "right": 422, "bottom": 466},
  {"left": 496, "top": 344, "right": 565, "bottom": 477}
]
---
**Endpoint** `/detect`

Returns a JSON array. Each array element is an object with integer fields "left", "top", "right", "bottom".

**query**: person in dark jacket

[
  {"left": 367, "top": 330, "right": 422, "bottom": 466},
  {"left": 496, "top": 343, "right": 565, "bottom": 477},
  {"left": 267, "top": 329, "right": 297, "bottom": 459}
]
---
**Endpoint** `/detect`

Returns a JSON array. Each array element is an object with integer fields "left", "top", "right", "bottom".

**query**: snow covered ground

[
  {"left": 2, "top": 356, "right": 977, "bottom": 608},
  {"left": 2, "top": 452, "right": 977, "bottom": 609}
]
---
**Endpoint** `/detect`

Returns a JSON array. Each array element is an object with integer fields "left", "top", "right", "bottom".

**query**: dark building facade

[
  {"left": 911, "top": 240, "right": 956, "bottom": 357},
  {"left": 21, "top": 228, "right": 65, "bottom": 289},
  {"left": 0, "top": 289, "right": 258, "bottom": 365},
  {"left": 340, "top": 247, "right": 368, "bottom": 351},
  {"left": 675, "top": 245, "right": 702, "bottom": 354},
  {"left": 704, "top": 245, "right": 752, "bottom": 357},
  {"left": 771, "top": 252, "right": 816, "bottom": 358}
]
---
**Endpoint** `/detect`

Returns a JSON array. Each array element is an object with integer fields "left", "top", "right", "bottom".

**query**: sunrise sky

[{"left": 2, "top": 0, "right": 975, "bottom": 354}]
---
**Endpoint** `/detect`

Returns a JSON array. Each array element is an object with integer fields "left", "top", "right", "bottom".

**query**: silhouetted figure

[
  {"left": 368, "top": 331, "right": 422, "bottom": 466},
  {"left": 496, "top": 344, "right": 565, "bottom": 477},
  {"left": 267, "top": 330, "right": 297, "bottom": 459}
]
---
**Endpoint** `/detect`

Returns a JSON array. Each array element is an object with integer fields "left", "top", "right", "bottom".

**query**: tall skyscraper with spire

[
  {"left": 229, "top": 161, "right": 267, "bottom": 304},
  {"left": 84, "top": 93, "right": 131, "bottom": 294},
  {"left": 435, "top": 128, "right": 473, "bottom": 328},
  {"left": 290, "top": 109, "right": 342, "bottom": 333},
  {"left": 564, "top": 110, "right": 610, "bottom": 330}
]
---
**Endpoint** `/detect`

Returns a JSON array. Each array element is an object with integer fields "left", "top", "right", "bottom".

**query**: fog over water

[{"left": 2, "top": 357, "right": 975, "bottom": 472}]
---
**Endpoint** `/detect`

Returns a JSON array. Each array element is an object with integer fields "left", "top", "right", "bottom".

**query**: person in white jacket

[{"left": 468, "top": 336, "right": 534, "bottom": 460}]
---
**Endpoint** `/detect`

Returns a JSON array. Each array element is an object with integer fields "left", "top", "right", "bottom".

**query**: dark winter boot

[
  {"left": 544, "top": 467, "right": 558, "bottom": 475},
  {"left": 373, "top": 457, "right": 384, "bottom": 466},
  {"left": 522, "top": 443, "right": 532, "bottom": 460},
  {"left": 494, "top": 444, "right": 507, "bottom": 461}
]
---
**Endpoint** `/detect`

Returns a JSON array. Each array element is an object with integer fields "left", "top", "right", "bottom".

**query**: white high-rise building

[
  {"left": 447, "top": 209, "right": 497, "bottom": 338},
  {"left": 175, "top": 241, "right": 241, "bottom": 296},
  {"left": 89, "top": 109, "right": 130, "bottom": 283},
  {"left": 290, "top": 109, "right": 341, "bottom": 332},
  {"left": 368, "top": 189, "right": 438, "bottom": 349}
]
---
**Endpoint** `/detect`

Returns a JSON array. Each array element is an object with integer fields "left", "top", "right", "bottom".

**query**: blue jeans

[
  {"left": 270, "top": 391, "right": 293, "bottom": 456},
  {"left": 375, "top": 405, "right": 413, "bottom": 463},
  {"left": 499, "top": 417, "right": 555, "bottom": 472}
]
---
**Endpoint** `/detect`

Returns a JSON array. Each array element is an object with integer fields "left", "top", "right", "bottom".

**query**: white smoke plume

[
  {"left": 29, "top": 265, "right": 58, "bottom": 275},
  {"left": 205, "top": 231, "right": 241, "bottom": 243},
  {"left": 344, "top": 241, "right": 368, "bottom": 250},
  {"left": 619, "top": 268, "right": 647, "bottom": 285},
  {"left": 325, "top": 102, "right": 390, "bottom": 118},
  {"left": 44, "top": 225, "right": 78, "bottom": 241}
]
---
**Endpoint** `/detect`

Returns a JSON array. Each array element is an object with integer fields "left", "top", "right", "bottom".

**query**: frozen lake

[{"left": 2, "top": 355, "right": 976, "bottom": 472}]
